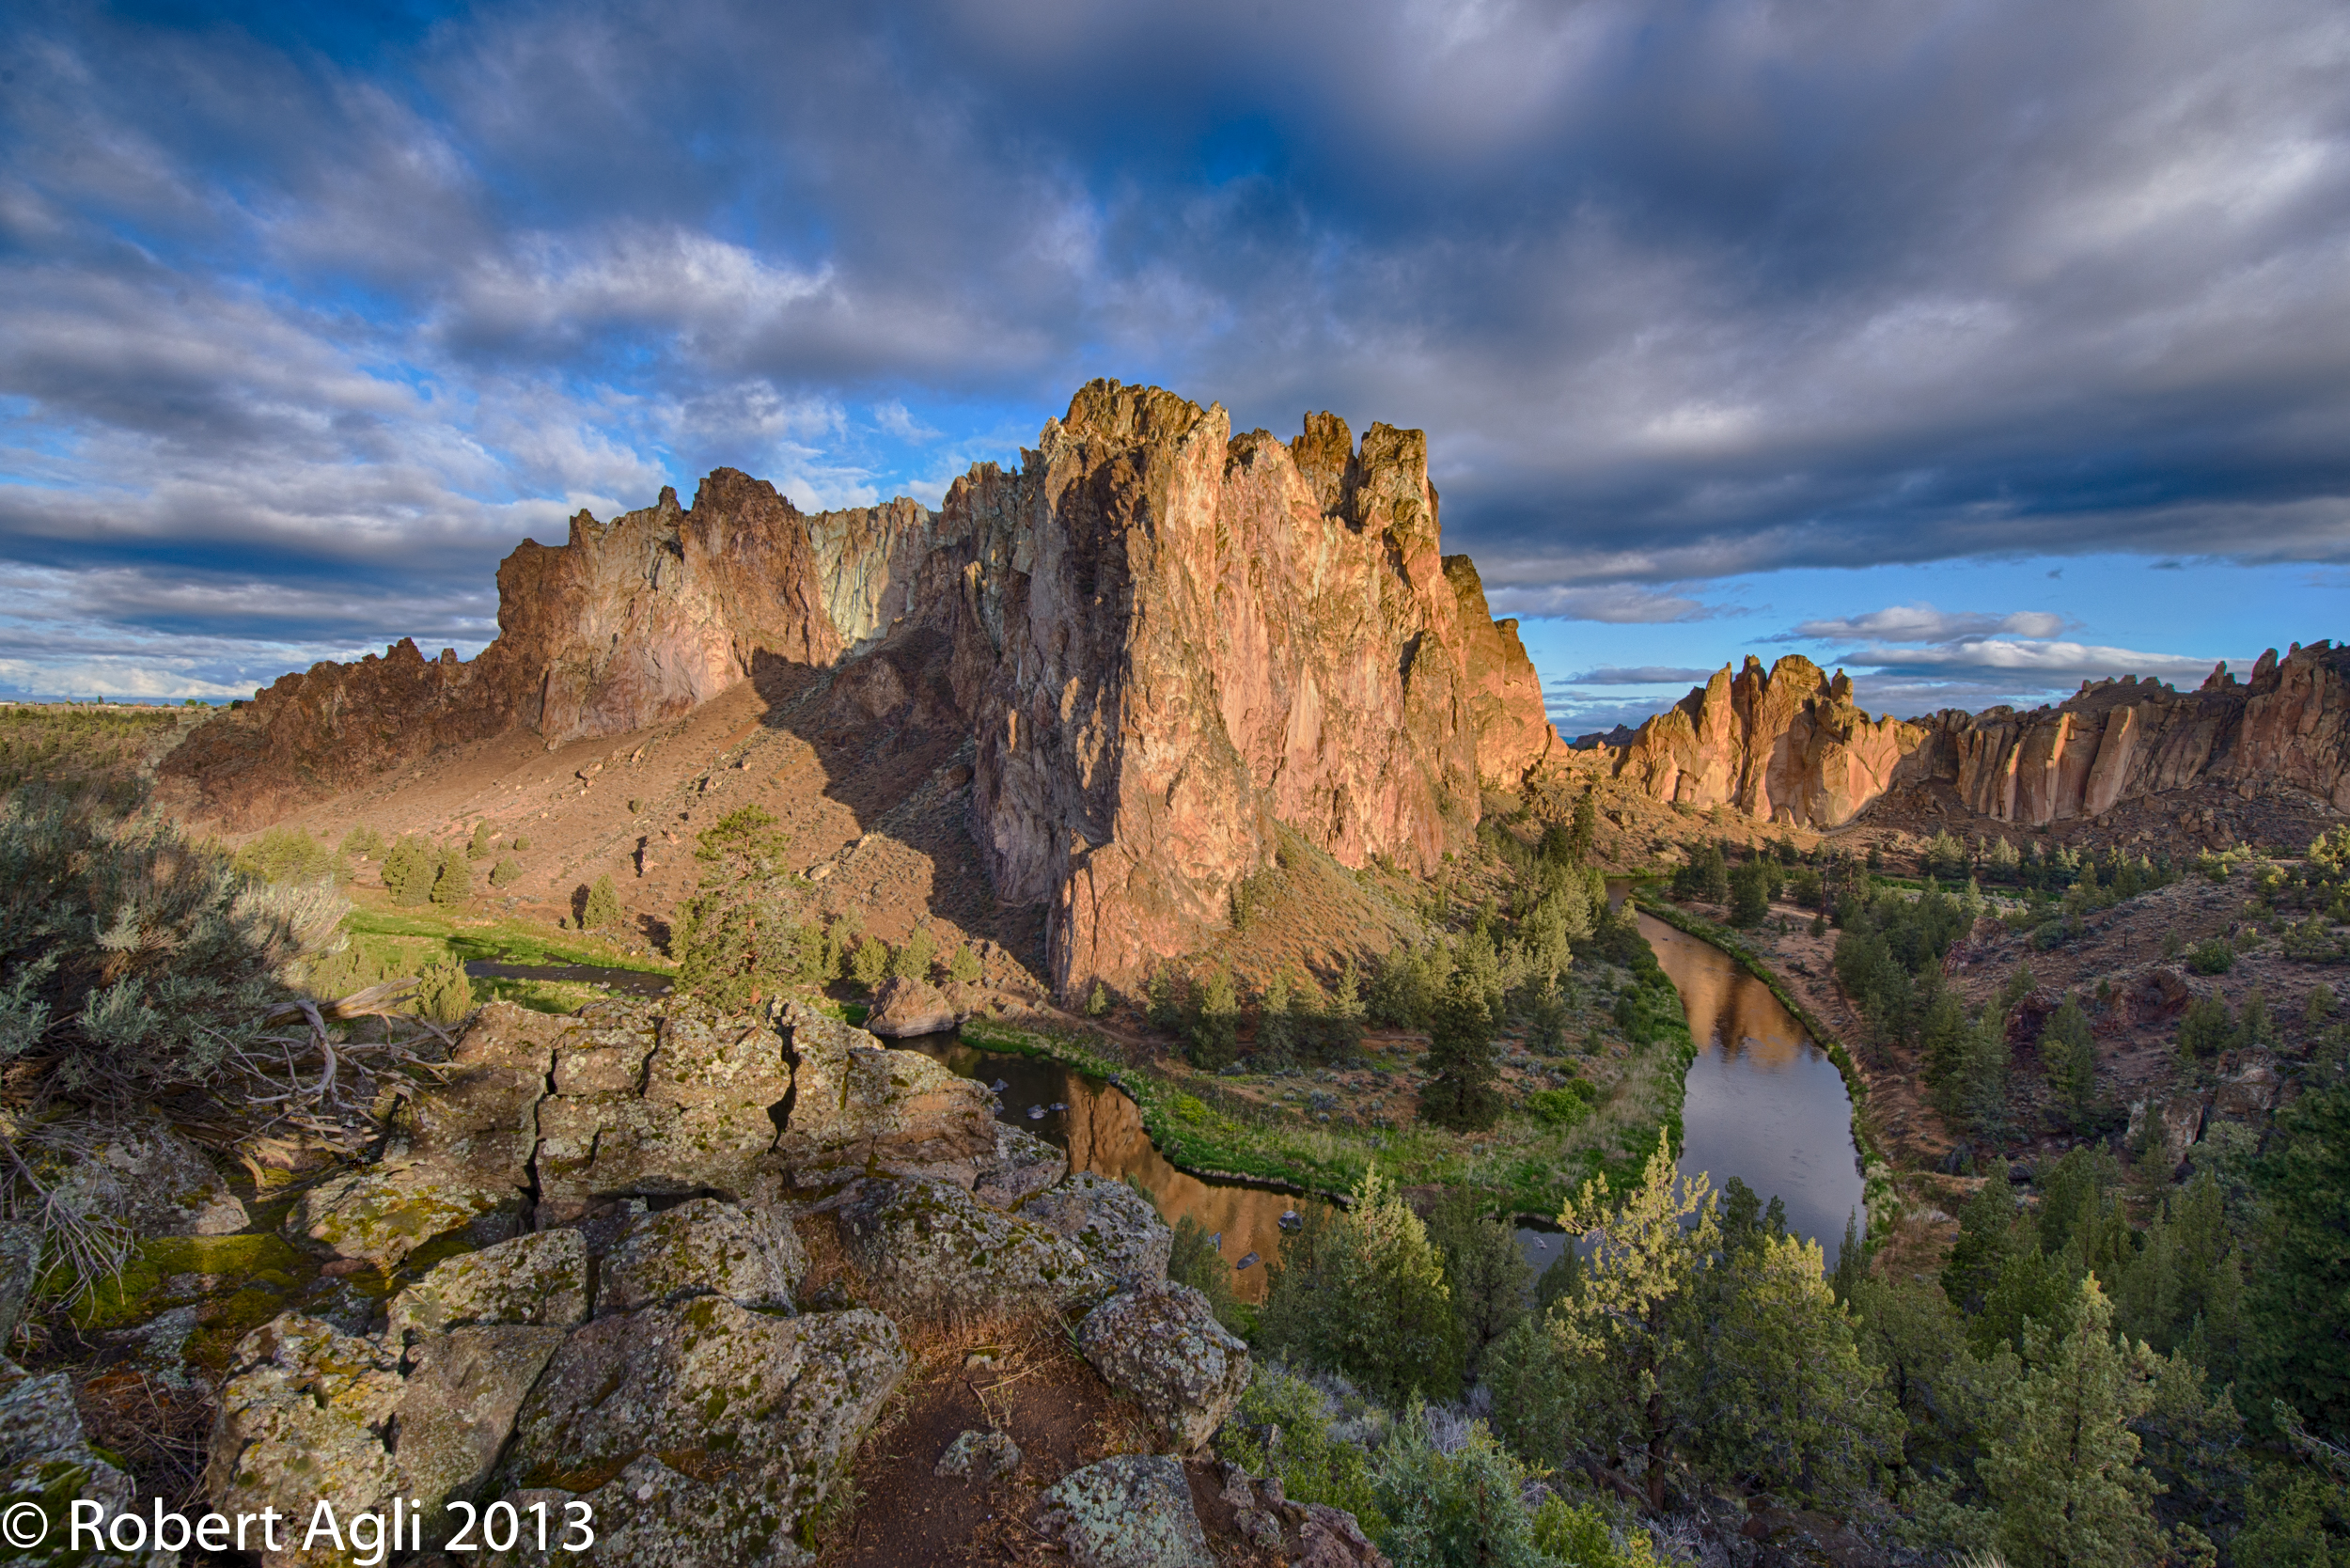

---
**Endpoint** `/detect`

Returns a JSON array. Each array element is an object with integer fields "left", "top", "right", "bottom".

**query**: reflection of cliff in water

[
  {"left": 904, "top": 1039, "right": 1312, "bottom": 1302},
  {"left": 1636, "top": 912, "right": 1865, "bottom": 1269}
]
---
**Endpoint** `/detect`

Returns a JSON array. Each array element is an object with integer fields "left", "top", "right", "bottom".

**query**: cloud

[
  {"left": 3, "top": 0, "right": 2350, "bottom": 695},
  {"left": 1557, "top": 666, "right": 1716, "bottom": 685},
  {"left": 1484, "top": 585, "right": 1719, "bottom": 623},
  {"left": 1785, "top": 604, "right": 2070, "bottom": 643},
  {"left": 1835, "top": 638, "right": 2217, "bottom": 682}
]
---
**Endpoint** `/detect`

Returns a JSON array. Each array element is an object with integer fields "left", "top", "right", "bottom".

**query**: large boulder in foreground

[
  {"left": 1076, "top": 1285, "right": 1249, "bottom": 1451},
  {"left": 775, "top": 1004, "right": 996, "bottom": 1186},
  {"left": 1042, "top": 1453, "right": 1215, "bottom": 1568},
  {"left": 598, "top": 1197, "right": 803, "bottom": 1314},
  {"left": 1019, "top": 1170, "right": 1171, "bottom": 1291},
  {"left": 495, "top": 1301, "right": 904, "bottom": 1568},
  {"left": 835, "top": 1176, "right": 1106, "bottom": 1325}
]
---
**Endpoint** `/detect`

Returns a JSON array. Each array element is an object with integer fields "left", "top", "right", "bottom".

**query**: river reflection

[
  {"left": 1637, "top": 913, "right": 1864, "bottom": 1269},
  {"left": 903, "top": 1038, "right": 1311, "bottom": 1302}
]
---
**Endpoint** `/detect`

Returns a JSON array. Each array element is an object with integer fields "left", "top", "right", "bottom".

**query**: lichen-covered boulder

[
  {"left": 598, "top": 1198, "right": 803, "bottom": 1314},
  {"left": 0, "top": 1362, "right": 157, "bottom": 1566},
  {"left": 494, "top": 1300, "right": 905, "bottom": 1568},
  {"left": 52, "top": 1115, "right": 246, "bottom": 1239},
  {"left": 775, "top": 1004, "right": 997, "bottom": 1185},
  {"left": 0, "top": 1225, "right": 37, "bottom": 1347},
  {"left": 1295, "top": 1503, "right": 1394, "bottom": 1567},
  {"left": 1042, "top": 1453, "right": 1214, "bottom": 1568},
  {"left": 1075, "top": 1285, "right": 1249, "bottom": 1451},
  {"left": 533, "top": 1008, "right": 791, "bottom": 1223},
  {"left": 290, "top": 1161, "right": 525, "bottom": 1272},
  {"left": 386, "top": 1229, "right": 589, "bottom": 1343},
  {"left": 835, "top": 1177, "right": 1106, "bottom": 1325},
  {"left": 206, "top": 1312, "right": 565, "bottom": 1562},
  {"left": 971, "top": 1123, "right": 1067, "bottom": 1210},
  {"left": 1018, "top": 1171, "right": 1171, "bottom": 1291},
  {"left": 863, "top": 975, "right": 959, "bottom": 1038}
]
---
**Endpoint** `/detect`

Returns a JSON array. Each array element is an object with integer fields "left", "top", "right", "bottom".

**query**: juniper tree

[
  {"left": 582, "top": 872, "right": 622, "bottom": 933},
  {"left": 2043, "top": 996, "right": 2100, "bottom": 1125},
  {"left": 1418, "top": 977, "right": 1501, "bottom": 1131},
  {"left": 429, "top": 844, "right": 471, "bottom": 907}
]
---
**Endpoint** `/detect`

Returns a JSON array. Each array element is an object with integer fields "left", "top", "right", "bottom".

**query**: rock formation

[
  {"left": 1588, "top": 641, "right": 2350, "bottom": 831},
  {"left": 1591, "top": 654, "right": 1920, "bottom": 828},
  {"left": 161, "top": 380, "right": 1566, "bottom": 996},
  {"left": 1892, "top": 641, "right": 2350, "bottom": 825}
]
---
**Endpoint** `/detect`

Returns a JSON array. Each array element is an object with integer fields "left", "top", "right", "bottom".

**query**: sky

[{"left": 2, "top": 0, "right": 2346, "bottom": 731}]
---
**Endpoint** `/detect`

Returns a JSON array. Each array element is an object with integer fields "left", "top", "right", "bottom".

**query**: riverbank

[
  {"left": 1631, "top": 894, "right": 1903, "bottom": 1234},
  {"left": 944, "top": 930, "right": 1699, "bottom": 1224}
]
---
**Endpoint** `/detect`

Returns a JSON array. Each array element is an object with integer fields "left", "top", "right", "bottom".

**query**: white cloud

[
  {"left": 1485, "top": 584, "right": 1719, "bottom": 623},
  {"left": 1789, "top": 603, "right": 2070, "bottom": 642},
  {"left": 1839, "top": 637, "right": 2217, "bottom": 682}
]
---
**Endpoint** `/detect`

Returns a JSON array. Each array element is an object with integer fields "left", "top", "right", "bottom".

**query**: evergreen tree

[
  {"left": 2249, "top": 1079, "right": 2350, "bottom": 1441},
  {"left": 582, "top": 871, "right": 623, "bottom": 933},
  {"left": 381, "top": 834, "right": 434, "bottom": 904},
  {"left": 890, "top": 924, "right": 937, "bottom": 981},
  {"left": 1700, "top": 841, "right": 1731, "bottom": 904},
  {"left": 467, "top": 820, "right": 494, "bottom": 860},
  {"left": 1980, "top": 1276, "right": 2171, "bottom": 1568},
  {"left": 1188, "top": 964, "right": 1240, "bottom": 1069},
  {"left": 1257, "top": 967, "right": 1296, "bottom": 1066},
  {"left": 1425, "top": 1186, "right": 1532, "bottom": 1381},
  {"left": 1919, "top": 989, "right": 1970, "bottom": 1113},
  {"left": 848, "top": 935, "right": 891, "bottom": 991},
  {"left": 1570, "top": 788, "right": 1598, "bottom": 862},
  {"left": 429, "top": 843, "right": 471, "bottom": 906},
  {"left": 1542, "top": 1130, "right": 1718, "bottom": 1509},
  {"left": 489, "top": 855, "right": 521, "bottom": 888},
  {"left": 1419, "top": 977, "right": 1502, "bottom": 1130},
  {"left": 414, "top": 954, "right": 473, "bottom": 1026},
  {"left": 2044, "top": 996, "right": 2100, "bottom": 1125},
  {"left": 1943, "top": 1166, "right": 2024, "bottom": 1315},
  {"left": 1258, "top": 1165, "right": 1463, "bottom": 1403},
  {"left": 947, "top": 942, "right": 981, "bottom": 983},
  {"left": 2178, "top": 995, "right": 2234, "bottom": 1061},
  {"left": 671, "top": 805, "right": 815, "bottom": 1008},
  {"left": 1166, "top": 1214, "right": 1245, "bottom": 1334},
  {"left": 1727, "top": 858, "right": 1771, "bottom": 927}
]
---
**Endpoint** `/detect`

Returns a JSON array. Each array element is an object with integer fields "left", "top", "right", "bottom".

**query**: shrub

[
  {"left": 1524, "top": 1087, "right": 1593, "bottom": 1127},
  {"left": 2178, "top": 995, "right": 2233, "bottom": 1060},
  {"left": 428, "top": 844, "right": 471, "bottom": 906},
  {"left": 1167, "top": 1215, "right": 1246, "bottom": 1333},
  {"left": 848, "top": 936, "right": 891, "bottom": 991},
  {"left": 231, "top": 826, "right": 334, "bottom": 885},
  {"left": 1215, "top": 1366, "right": 1384, "bottom": 1532},
  {"left": 890, "top": 925, "right": 937, "bottom": 982},
  {"left": 511, "top": 836, "right": 532, "bottom": 852},
  {"left": 466, "top": 821, "right": 493, "bottom": 860},
  {"left": 1531, "top": 1497, "right": 1659, "bottom": 1568},
  {"left": 489, "top": 856, "right": 521, "bottom": 887},
  {"left": 1085, "top": 980, "right": 1108, "bottom": 1016},
  {"left": 582, "top": 873, "right": 623, "bottom": 933},
  {"left": 948, "top": 942, "right": 982, "bottom": 984},
  {"left": 1370, "top": 1408, "right": 1549, "bottom": 1568},
  {"left": 414, "top": 955, "right": 473, "bottom": 1026},
  {"left": 2187, "top": 938, "right": 2236, "bottom": 976},
  {"left": 380, "top": 835, "right": 435, "bottom": 904},
  {"left": 337, "top": 824, "right": 384, "bottom": 859}
]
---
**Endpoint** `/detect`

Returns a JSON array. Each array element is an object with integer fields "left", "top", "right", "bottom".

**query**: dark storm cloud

[{"left": 2, "top": 0, "right": 2347, "bottom": 689}]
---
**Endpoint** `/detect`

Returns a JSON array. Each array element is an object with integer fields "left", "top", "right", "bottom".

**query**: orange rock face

[
  {"left": 1895, "top": 641, "right": 2350, "bottom": 825},
  {"left": 160, "top": 380, "right": 1563, "bottom": 996},
  {"left": 1594, "top": 655, "right": 1921, "bottom": 828}
]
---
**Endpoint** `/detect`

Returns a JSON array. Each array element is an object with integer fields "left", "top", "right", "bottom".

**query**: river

[
  {"left": 1638, "top": 911, "right": 1865, "bottom": 1269},
  {"left": 903, "top": 908, "right": 1864, "bottom": 1290}
]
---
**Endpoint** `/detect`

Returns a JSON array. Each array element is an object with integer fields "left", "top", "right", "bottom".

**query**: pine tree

[
  {"left": 489, "top": 855, "right": 521, "bottom": 887},
  {"left": 2248, "top": 1079, "right": 2350, "bottom": 1440},
  {"left": 1424, "top": 1186, "right": 1531, "bottom": 1381},
  {"left": 1981, "top": 1276, "right": 2170, "bottom": 1568},
  {"left": 1188, "top": 964, "right": 1239, "bottom": 1069},
  {"left": 583, "top": 872, "right": 622, "bottom": 933},
  {"left": 1257, "top": 968, "right": 1296, "bottom": 1066},
  {"left": 467, "top": 820, "right": 494, "bottom": 860},
  {"left": 1258, "top": 1165, "right": 1462, "bottom": 1403},
  {"left": 414, "top": 954, "right": 473, "bottom": 1025},
  {"left": 1700, "top": 841, "right": 1731, "bottom": 904},
  {"left": 381, "top": 835, "right": 434, "bottom": 905},
  {"left": 1728, "top": 858, "right": 1771, "bottom": 927},
  {"left": 1418, "top": 977, "right": 1501, "bottom": 1130},
  {"left": 1569, "top": 788, "right": 1598, "bottom": 862},
  {"left": 2044, "top": 996, "right": 2100, "bottom": 1124},
  {"left": 1943, "top": 1165, "right": 2023, "bottom": 1315},
  {"left": 429, "top": 843, "right": 471, "bottom": 906}
]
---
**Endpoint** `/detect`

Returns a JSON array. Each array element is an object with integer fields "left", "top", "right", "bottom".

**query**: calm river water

[
  {"left": 1638, "top": 911, "right": 1865, "bottom": 1268},
  {"left": 908, "top": 907, "right": 1864, "bottom": 1290}
]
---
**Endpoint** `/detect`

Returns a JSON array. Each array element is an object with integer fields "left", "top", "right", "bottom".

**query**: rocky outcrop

[
  {"left": 774, "top": 1002, "right": 997, "bottom": 1185},
  {"left": 1894, "top": 641, "right": 2350, "bottom": 825},
  {"left": 862, "top": 974, "right": 960, "bottom": 1037},
  {"left": 1018, "top": 1169, "right": 1173, "bottom": 1292},
  {"left": 2, "top": 1361, "right": 156, "bottom": 1567},
  {"left": 1042, "top": 1453, "right": 1217, "bottom": 1568},
  {"left": 1594, "top": 654, "right": 1921, "bottom": 829},
  {"left": 1075, "top": 1284, "right": 1250, "bottom": 1451},
  {"left": 161, "top": 381, "right": 1564, "bottom": 996},
  {"left": 833, "top": 1176, "right": 1108, "bottom": 1325}
]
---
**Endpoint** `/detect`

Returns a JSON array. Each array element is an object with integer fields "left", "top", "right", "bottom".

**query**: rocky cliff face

[
  {"left": 1893, "top": 640, "right": 2350, "bottom": 824},
  {"left": 1594, "top": 654, "right": 1921, "bottom": 829},
  {"left": 1590, "top": 641, "right": 2350, "bottom": 832},
  {"left": 160, "top": 380, "right": 1564, "bottom": 996}
]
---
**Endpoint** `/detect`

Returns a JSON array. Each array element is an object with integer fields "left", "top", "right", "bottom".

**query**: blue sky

[{"left": 1, "top": 1, "right": 2345, "bottom": 728}]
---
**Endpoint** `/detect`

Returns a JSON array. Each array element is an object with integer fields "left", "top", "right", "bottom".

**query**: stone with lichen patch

[
  {"left": 598, "top": 1197, "right": 803, "bottom": 1314},
  {"left": 835, "top": 1176, "right": 1106, "bottom": 1325},
  {"left": 1042, "top": 1453, "right": 1214, "bottom": 1568},
  {"left": 290, "top": 1161, "right": 524, "bottom": 1272},
  {"left": 494, "top": 1299, "right": 905, "bottom": 1568},
  {"left": 775, "top": 1005, "right": 997, "bottom": 1186},
  {"left": 971, "top": 1123, "right": 1066, "bottom": 1210},
  {"left": 1075, "top": 1284, "right": 1249, "bottom": 1451},
  {"left": 0, "top": 1363, "right": 152, "bottom": 1566},
  {"left": 1017, "top": 1171, "right": 1170, "bottom": 1291},
  {"left": 933, "top": 1427, "right": 1021, "bottom": 1483},
  {"left": 387, "top": 1228, "right": 588, "bottom": 1342}
]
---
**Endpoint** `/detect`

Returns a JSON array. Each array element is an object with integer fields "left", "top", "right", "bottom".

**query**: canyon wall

[
  {"left": 1591, "top": 641, "right": 2350, "bottom": 831},
  {"left": 1893, "top": 641, "right": 2350, "bottom": 823},
  {"left": 160, "top": 380, "right": 1564, "bottom": 996},
  {"left": 1595, "top": 654, "right": 1921, "bottom": 828}
]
